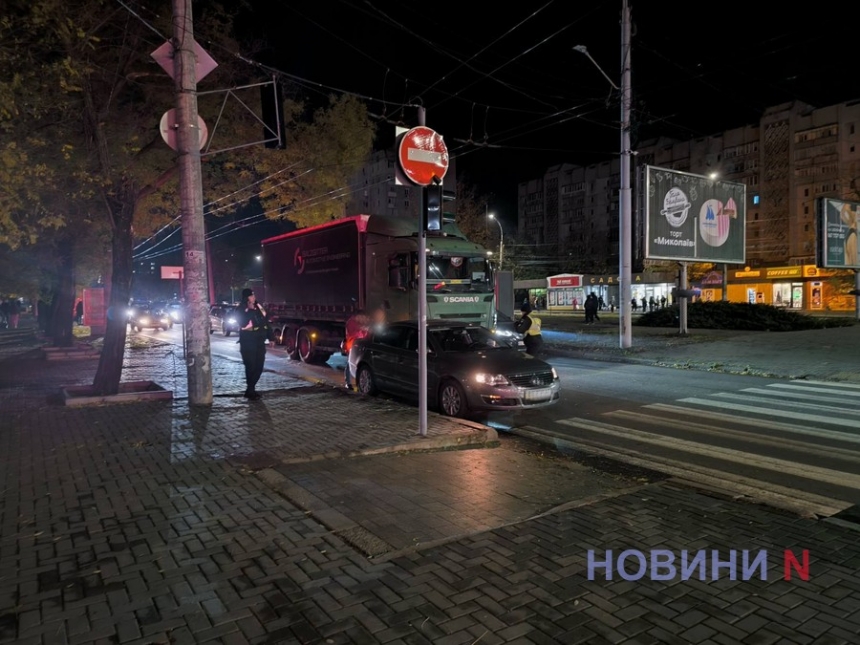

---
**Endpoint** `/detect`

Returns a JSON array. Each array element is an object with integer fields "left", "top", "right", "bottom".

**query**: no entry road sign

[{"left": 397, "top": 126, "right": 449, "bottom": 187}]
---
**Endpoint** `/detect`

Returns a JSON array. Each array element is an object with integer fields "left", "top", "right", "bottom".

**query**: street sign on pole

[{"left": 397, "top": 126, "right": 449, "bottom": 187}]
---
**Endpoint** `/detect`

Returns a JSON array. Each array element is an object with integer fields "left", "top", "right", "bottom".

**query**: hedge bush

[{"left": 634, "top": 301, "right": 856, "bottom": 331}]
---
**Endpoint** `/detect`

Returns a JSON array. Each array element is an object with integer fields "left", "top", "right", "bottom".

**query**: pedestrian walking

[
  {"left": 584, "top": 293, "right": 598, "bottom": 324},
  {"left": 515, "top": 303, "right": 543, "bottom": 357},
  {"left": 237, "top": 288, "right": 267, "bottom": 400},
  {"left": 343, "top": 309, "right": 370, "bottom": 390},
  {"left": 7, "top": 299, "right": 20, "bottom": 329}
]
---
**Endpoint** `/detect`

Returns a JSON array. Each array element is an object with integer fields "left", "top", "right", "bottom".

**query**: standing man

[
  {"left": 515, "top": 303, "right": 543, "bottom": 357},
  {"left": 238, "top": 288, "right": 267, "bottom": 400}
]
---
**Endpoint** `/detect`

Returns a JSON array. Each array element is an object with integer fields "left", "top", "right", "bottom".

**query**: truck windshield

[{"left": 426, "top": 256, "right": 493, "bottom": 293}]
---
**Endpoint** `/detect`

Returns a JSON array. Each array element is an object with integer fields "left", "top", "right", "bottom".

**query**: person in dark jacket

[
  {"left": 237, "top": 288, "right": 267, "bottom": 400},
  {"left": 515, "top": 303, "right": 543, "bottom": 357}
]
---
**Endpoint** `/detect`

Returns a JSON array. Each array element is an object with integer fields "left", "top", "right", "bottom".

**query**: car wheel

[
  {"left": 439, "top": 379, "right": 468, "bottom": 418},
  {"left": 209, "top": 327, "right": 213, "bottom": 334},
  {"left": 357, "top": 365, "right": 377, "bottom": 396},
  {"left": 224, "top": 329, "right": 231, "bottom": 337}
]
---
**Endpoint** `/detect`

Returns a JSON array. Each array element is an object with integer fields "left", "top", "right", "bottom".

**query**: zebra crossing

[{"left": 539, "top": 379, "right": 860, "bottom": 517}]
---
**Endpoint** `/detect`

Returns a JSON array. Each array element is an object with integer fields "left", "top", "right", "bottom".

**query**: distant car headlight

[
  {"left": 552, "top": 367, "right": 559, "bottom": 380},
  {"left": 170, "top": 311, "right": 180, "bottom": 320},
  {"left": 126, "top": 308, "right": 134, "bottom": 317},
  {"left": 474, "top": 373, "right": 510, "bottom": 386}
]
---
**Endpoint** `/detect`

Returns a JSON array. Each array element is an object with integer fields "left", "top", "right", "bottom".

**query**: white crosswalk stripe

[{"left": 549, "top": 379, "right": 860, "bottom": 516}]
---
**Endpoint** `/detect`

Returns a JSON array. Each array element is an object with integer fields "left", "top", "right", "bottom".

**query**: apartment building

[{"left": 519, "top": 99, "right": 860, "bottom": 271}]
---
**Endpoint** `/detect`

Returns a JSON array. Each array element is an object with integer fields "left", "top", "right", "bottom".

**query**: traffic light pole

[
  {"left": 619, "top": 0, "right": 633, "bottom": 349},
  {"left": 417, "top": 107, "right": 428, "bottom": 437}
]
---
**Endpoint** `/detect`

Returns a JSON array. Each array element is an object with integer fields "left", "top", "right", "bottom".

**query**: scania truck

[{"left": 260, "top": 214, "right": 498, "bottom": 363}]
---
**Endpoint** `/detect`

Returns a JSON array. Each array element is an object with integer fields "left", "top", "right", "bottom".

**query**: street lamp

[{"left": 488, "top": 213, "right": 504, "bottom": 269}]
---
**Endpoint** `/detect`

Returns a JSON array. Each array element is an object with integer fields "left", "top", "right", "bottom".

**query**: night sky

[{"left": 231, "top": 1, "right": 860, "bottom": 228}]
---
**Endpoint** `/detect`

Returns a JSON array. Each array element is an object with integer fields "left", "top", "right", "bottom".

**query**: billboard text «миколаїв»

[{"left": 645, "top": 166, "right": 746, "bottom": 264}]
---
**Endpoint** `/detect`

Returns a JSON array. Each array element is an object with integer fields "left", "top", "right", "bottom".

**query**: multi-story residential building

[
  {"left": 518, "top": 99, "right": 860, "bottom": 310},
  {"left": 345, "top": 148, "right": 457, "bottom": 219}
]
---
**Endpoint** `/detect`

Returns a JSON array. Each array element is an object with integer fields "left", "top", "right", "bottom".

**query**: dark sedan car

[
  {"left": 128, "top": 307, "right": 173, "bottom": 332},
  {"left": 209, "top": 305, "right": 241, "bottom": 336},
  {"left": 348, "top": 320, "right": 560, "bottom": 418}
]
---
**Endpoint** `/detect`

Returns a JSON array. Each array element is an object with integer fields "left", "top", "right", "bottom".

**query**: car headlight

[
  {"left": 170, "top": 311, "right": 180, "bottom": 320},
  {"left": 139, "top": 317, "right": 150, "bottom": 324},
  {"left": 493, "top": 328, "right": 514, "bottom": 337},
  {"left": 552, "top": 367, "right": 559, "bottom": 380},
  {"left": 126, "top": 309, "right": 134, "bottom": 317},
  {"left": 227, "top": 318, "right": 237, "bottom": 325},
  {"left": 474, "top": 373, "right": 510, "bottom": 386}
]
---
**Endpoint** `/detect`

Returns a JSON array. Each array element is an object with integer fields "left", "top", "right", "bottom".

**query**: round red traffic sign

[{"left": 397, "top": 126, "right": 449, "bottom": 186}]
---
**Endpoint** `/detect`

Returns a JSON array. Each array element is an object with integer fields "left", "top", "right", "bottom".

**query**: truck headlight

[{"left": 475, "top": 373, "right": 509, "bottom": 386}]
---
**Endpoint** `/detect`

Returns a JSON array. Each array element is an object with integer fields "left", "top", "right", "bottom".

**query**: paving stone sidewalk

[{"left": 2, "top": 327, "right": 860, "bottom": 644}]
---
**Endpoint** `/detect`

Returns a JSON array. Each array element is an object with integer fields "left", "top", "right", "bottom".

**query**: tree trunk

[
  {"left": 49, "top": 242, "right": 76, "bottom": 347},
  {"left": 91, "top": 189, "right": 135, "bottom": 396}
]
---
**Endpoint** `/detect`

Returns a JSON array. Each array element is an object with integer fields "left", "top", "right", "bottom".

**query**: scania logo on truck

[
  {"left": 443, "top": 296, "right": 480, "bottom": 303},
  {"left": 294, "top": 248, "right": 305, "bottom": 275}
]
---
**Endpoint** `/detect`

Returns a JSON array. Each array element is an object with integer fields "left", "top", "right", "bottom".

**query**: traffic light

[{"left": 424, "top": 182, "right": 443, "bottom": 232}]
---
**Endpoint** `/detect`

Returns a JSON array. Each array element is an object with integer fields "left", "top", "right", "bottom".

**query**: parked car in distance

[
  {"left": 129, "top": 306, "right": 173, "bottom": 332},
  {"left": 209, "top": 305, "right": 241, "bottom": 336},
  {"left": 348, "top": 320, "right": 560, "bottom": 418},
  {"left": 166, "top": 303, "right": 184, "bottom": 324}
]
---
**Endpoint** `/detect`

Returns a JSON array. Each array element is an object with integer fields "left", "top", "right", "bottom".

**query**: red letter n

[{"left": 784, "top": 549, "right": 809, "bottom": 581}]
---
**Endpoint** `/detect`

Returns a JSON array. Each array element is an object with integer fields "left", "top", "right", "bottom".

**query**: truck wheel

[
  {"left": 298, "top": 329, "right": 314, "bottom": 363},
  {"left": 357, "top": 365, "right": 377, "bottom": 396},
  {"left": 439, "top": 379, "right": 468, "bottom": 418},
  {"left": 283, "top": 330, "right": 299, "bottom": 360}
]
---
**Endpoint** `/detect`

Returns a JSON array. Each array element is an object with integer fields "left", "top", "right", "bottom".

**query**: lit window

[{"left": 752, "top": 195, "right": 760, "bottom": 205}]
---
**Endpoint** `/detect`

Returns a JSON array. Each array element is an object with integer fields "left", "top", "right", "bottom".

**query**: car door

[
  {"left": 368, "top": 326, "right": 412, "bottom": 393},
  {"left": 209, "top": 307, "right": 223, "bottom": 333}
]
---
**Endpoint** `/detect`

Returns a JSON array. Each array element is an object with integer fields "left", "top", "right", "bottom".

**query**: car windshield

[
  {"left": 426, "top": 256, "right": 493, "bottom": 293},
  {"left": 430, "top": 326, "right": 511, "bottom": 352}
]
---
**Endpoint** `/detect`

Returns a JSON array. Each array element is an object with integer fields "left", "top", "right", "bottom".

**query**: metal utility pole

[
  {"left": 619, "top": 0, "right": 633, "bottom": 349},
  {"left": 173, "top": 0, "right": 213, "bottom": 404},
  {"left": 417, "top": 107, "right": 428, "bottom": 437},
  {"left": 679, "top": 263, "right": 689, "bottom": 334}
]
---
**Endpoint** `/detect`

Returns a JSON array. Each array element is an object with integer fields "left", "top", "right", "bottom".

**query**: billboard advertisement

[
  {"left": 816, "top": 197, "right": 860, "bottom": 269},
  {"left": 645, "top": 166, "right": 746, "bottom": 263}
]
